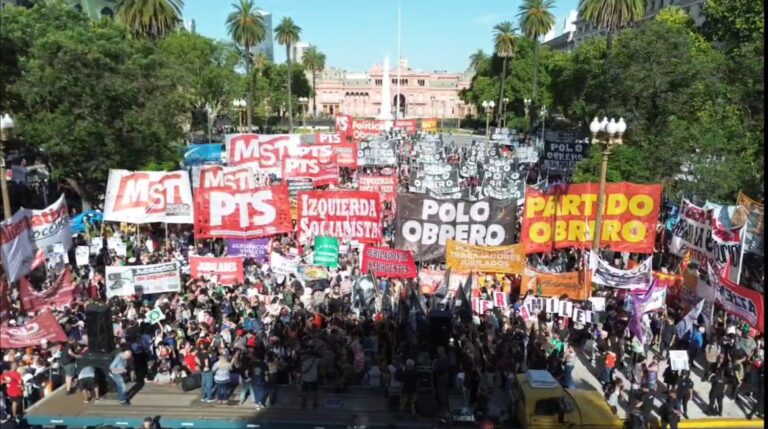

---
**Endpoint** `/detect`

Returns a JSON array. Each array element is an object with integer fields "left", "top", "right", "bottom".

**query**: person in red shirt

[
  {"left": 183, "top": 346, "right": 198, "bottom": 375},
  {"left": 1, "top": 362, "right": 23, "bottom": 420}
]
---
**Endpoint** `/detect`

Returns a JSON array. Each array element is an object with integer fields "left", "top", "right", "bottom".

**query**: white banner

[
  {"left": 28, "top": 194, "right": 73, "bottom": 255},
  {"left": 191, "top": 165, "right": 270, "bottom": 190},
  {"left": 105, "top": 262, "right": 181, "bottom": 298},
  {"left": 103, "top": 170, "right": 194, "bottom": 224},
  {"left": 0, "top": 209, "right": 35, "bottom": 282},
  {"left": 670, "top": 199, "right": 742, "bottom": 279},
  {"left": 589, "top": 252, "right": 652, "bottom": 290}
]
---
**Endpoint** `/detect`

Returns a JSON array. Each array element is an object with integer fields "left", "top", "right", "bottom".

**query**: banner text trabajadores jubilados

[{"left": 521, "top": 183, "right": 662, "bottom": 254}]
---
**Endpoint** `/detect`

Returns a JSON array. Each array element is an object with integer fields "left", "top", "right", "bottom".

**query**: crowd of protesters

[{"left": 0, "top": 130, "right": 763, "bottom": 428}]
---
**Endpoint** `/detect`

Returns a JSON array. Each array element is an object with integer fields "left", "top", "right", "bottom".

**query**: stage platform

[{"left": 24, "top": 383, "right": 443, "bottom": 429}]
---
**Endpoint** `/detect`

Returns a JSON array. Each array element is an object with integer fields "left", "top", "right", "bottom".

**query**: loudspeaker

[
  {"left": 416, "top": 392, "right": 438, "bottom": 417},
  {"left": 181, "top": 373, "right": 201, "bottom": 392},
  {"left": 85, "top": 303, "right": 115, "bottom": 354}
]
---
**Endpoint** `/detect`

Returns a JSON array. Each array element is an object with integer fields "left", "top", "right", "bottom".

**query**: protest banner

[
  {"left": 445, "top": 240, "right": 525, "bottom": 274},
  {"left": 313, "top": 236, "right": 339, "bottom": 268},
  {"left": 103, "top": 170, "right": 194, "bottom": 224},
  {"left": 515, "top": 146, "right": 539, "bottom": 164},
  {"left": 420, "top": 118, "right": 437, "bottom": 132},
  {"left": 183, "top": 143, "right": 224, "bottom": 166},
  {"left": 28, "top": 194, "right": 73, "bottom": 255},
  {"left": 191, "top": 165, "right": 269, "bottom": 190},
  {"left": 193, "top": 184, "right": 292, "bottom": 239},
  {"left": 225, "top": 133, "right": 301, "bottom": 177},
  {"left": 270, "top": 251, "right": 299, "bottom": 282},
  {"left": 331, "top": 142, "right": 358, "bottom": 168},
  {"left": 282, "top": 145, "right": 339, "bottom": 186},
  {"left": 19, "top": 267, "right": 76, "bottom": 312},
  {"left": 145, "top": 308, "right": 166, "bottom": 324},
  {"left": 669, "top": 350, "right": 690, "bottom": 371},
  {"left": 418, "top": 269, "right": 445, "bottom": 295},
  {"left": 358, "top": 175, "right": 397, "bottom": 210},
  {"left": 471, "top": 298, "right": 494, "bottom": 315},
  {"left": 409, "top": 163, "right": 461, "bottom": 195},
  {"left": 708, "top": 263, "right": 764, "bottom": 332},
  {"left": 670, "top": 200, "right": 742, "bottom": 277},
  {"left": 357, "top": 139, "right": 397, "bottom": 166},
  {"left": 361, "top": 245, "right": 417, "bottom": 278},
  {"left": 334, "top": 114, "right": 352, "bottom": 141},
  {"left": 0, "top": 209, "right": 35, "bottom": 282},
  {"left": 589, "top": 252, "right": 652, "bottom": 289},
  {"left": 286, "top": 178, "right": 314, "bottom": 199},
  {"left": 297, "top": 190, "right": 381, "bottom": 245},
  {"left": 631, "top": 280, "right": 668, "bottom": 313},
  {"left": 190, "top": 256, "right": 244, "bottom": 285},
  {"left": 588, "top": 297, "right": 606, "bottom": 312},
  {"left": 521, "top": 268, "right": 591, "bottom": 301},
  {"left": 522, "top": 182, "right": 662, "bottom": 254},
  {"left": 225, "top": 238, "right": 270, "bottom": 262},
  {"left": 0, "top": 311, "right": 67, "bottom": 349},
  {"left": 481, "top": 158, "right": 525, "bottom": 200},
  {"left": 105, "top": 262, "right": 181, "bottom": 298},
  {"left": 395, "top": 194, "right": 517, "bottom": 261},
  {"left": 543, "top": 141, "right": 589, "bottom": 173}
]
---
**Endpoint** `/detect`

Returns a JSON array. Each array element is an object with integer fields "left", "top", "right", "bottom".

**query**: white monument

[{"left": 377, "top": 55, "right": 394, "bottom": 130}]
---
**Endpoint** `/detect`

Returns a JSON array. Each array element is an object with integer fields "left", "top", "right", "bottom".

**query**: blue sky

[{"left": 184, "top": 0, "right": 579, "bottom": 72}]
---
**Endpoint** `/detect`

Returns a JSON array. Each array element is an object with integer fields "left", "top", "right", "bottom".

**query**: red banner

[
  {"left": 189, "top": 256, "right": 244, "bottom": 285},
  {"left": 361, "top": 245, "right": 417, "bottom": 278},
  {"left": 0, "top": 310, "right": 67, "bottom": 348},
  {"left": 394, "top": 119, "right": 417, "bottom": 135},
  {"left": 333, "top": 143, "right": 358, "bottom": 168},
  {"left": 20, "top": 267, "right": 76, "bottom": 312},
  {"left": 281, "top": 145, "right": 339, "bottom": 186},
  {"left": 358, "top": 175, "right": 397, "bottom": 211},
  {"left": 225, "top": 134, "right": 300, "bottom": 176},
  {"left": 335, "top": 115, "right": 352, "bottom": 141},
  {"left": 193, "top": 185, "right": 293, "bottom": 238},
  {"left": 0, "top": 280, "right": 12, "bottom": 323},
  {"left": 522, "top": 182, "right": 662, "bottom": 254},
  {"left": 315, "top": 133, "right": 342, "bottom": 144},
  {"left": 297, "top": 190, "right": 381, "bottom": 244}
]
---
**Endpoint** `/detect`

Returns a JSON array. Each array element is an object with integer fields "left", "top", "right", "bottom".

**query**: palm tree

[
  {"left": 274, "top": 17, "right": 302, "bottom": 131},
  {"left": 226, "top": 0, "right": 265, "bottom": 132},
  {"left": 468, "top": 49, "right": 488, "bottom": 71},
  {"left": 493, "top": 21, "right": 518, "bottom": 125},
  {"left": 115, "top": 0, "right": 183, "bottom": 39},
  {"left": 578, "top": 0, "right": 645, "bottom": 54},
  {"left": 302, "top": 46, "right": 326, "bottom": 117},
  {"left": 518, "top": 0, "right": 555, "bottom": 111}
]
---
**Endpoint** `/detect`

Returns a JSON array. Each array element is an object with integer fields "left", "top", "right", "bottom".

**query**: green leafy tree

[
  {"left": 468, "top": 49, "right": 488, "bottom": 71},
  {"left": 301, "top": 45, "right": 326, "bottom": 116},
  {"left": 577, "top": 0, "right": 644, "bottom": 62},
  {"left": 226, "top": 0, "right": 265, "bottom": 131},
  {"left": 4, "top": 2, "right": 185, "bottom": 204},
  {"left": 274, "top": 17, "right": 302, "bottom": 131},
  {"left": 115, "top": 0, "right": 183, "bottom": 39},
  {"left": 701, "top": 0, "right": 764, "bottom": 49},
  {"left": 492, "top": 21, "right": 518, "bottom": 124},
  {"left": 518, "top": 0, "right": 555, "bottom": 112}
]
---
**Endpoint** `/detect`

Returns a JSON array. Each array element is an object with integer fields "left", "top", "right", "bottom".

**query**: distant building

[
  {"left": 182, "top": 18, "right": 196, "bottom": 33},
  {"left": 312, "top": 58, "right": 475, "bottom": 118},
  {"left": 253, "top": 10, "right": 274, "bottom": 62},
  {"left": 293, "top": 41, "right": 310, "bottom": 63},
  {"left": 69, "top": 0, "right": 116, "bottom": 19},
  {"left": 544, "top": 10, "right": 578, "bottom": 53},
  {"left": 574, "top": 0, "right": 706, "bottom": 46}
]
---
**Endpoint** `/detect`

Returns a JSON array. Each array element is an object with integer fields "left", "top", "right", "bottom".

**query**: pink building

[{"left": 310, "top": 59, "right": 476, "bottom": 119}]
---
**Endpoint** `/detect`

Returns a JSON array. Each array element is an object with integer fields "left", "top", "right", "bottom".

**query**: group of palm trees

[
  {"left": 470, "top": 0, "right": 645, "bottom": 124},
  {"left": 111, "top": 0, "right": 327, "bottom": 131}
]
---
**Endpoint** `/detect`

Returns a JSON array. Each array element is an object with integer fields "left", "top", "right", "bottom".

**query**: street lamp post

[
  {"left": 232, "top": 99, "right": 245, "bottom": 131},
  {"left": 430, "top": 96, "right": 436, "bottom": 119},
  {"left": 0, "top": 113, "right": 14, "bottom": 220},
  {"left": 523, "top": 98, "right": 531, "bottom": 122},
  {"left": 298, "top": 97, "right": 309, "bottom": 128},
  {"left": 440, "top": 100, "right": 446, "bottom": 131},
  {"left": 204, "top": 103, "right": 213, "bottom": 143},
  {"left": 481, "top": 100, "right": 495, "bottom": 140},
  {"left": 500, "top": 97, "right": 509, "bottom": 128},
  {"left": 590, "top": 116, "right": 627, "bottom": 250}
]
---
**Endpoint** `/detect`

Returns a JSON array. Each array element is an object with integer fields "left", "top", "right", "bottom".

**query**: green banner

[{"left": 313, "top": 236, "right": 339, "bottom": 268}]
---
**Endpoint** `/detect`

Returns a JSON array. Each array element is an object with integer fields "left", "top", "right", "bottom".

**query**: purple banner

[{"left": 226, "top": 238, "right": 270, "bottom": 262}]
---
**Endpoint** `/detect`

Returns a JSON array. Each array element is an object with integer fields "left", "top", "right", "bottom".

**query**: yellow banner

[
  {"left": 445, "top": 240, "right": 525, "bottom": 274},
  {"left": 421, "top": 118, "right": 438, "bottom": 132}
]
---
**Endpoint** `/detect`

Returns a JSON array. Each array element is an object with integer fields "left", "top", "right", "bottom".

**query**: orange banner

[
  {"left": 522, "top": 182, "right": 662, "bottom": 254},
  {"left": 521, "top": 268, "right": 591, "bottom": 301},
  {"left": 445, "top": 240, "right": 525, "bottom": 274},
  {"left": 421, "top": 118, "right": 438, "bottom": 132}
]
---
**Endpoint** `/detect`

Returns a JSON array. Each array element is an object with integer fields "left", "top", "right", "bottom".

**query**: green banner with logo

[{"left": 313, "top": 236, "right": 339, "bottom": 268}]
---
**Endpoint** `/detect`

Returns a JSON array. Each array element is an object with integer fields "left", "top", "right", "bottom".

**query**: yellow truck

[{"left": 508, "top": 370, "right": 762, "bottom": 429}]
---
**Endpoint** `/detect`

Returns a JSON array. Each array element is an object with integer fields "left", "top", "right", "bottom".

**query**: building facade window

[{"left": 418, "top": 79, "right": 425, "bottom": 87}]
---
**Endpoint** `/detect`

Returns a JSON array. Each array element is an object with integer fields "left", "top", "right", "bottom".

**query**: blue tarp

[
  {"left": 182, "top": 144, "right": 224, "bottom": 166},
  {"left": 70, "top": 210, "right": 103, "bottom": 234}
]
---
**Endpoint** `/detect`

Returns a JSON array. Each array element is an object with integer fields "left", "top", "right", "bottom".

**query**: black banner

[
  {"left": 460, "top": 144, "right": 488, "bottom": 177},
  {"left": 482, "top": 158, "right": 525, "bottom": 200},
  {"left": 409, "top": 163, "right": 461, "bottom": 194},
  {"left": 395, "top": 194, "right": 517, "bottom": 261},
  {"left": 358, "top": 139, "right": 397, "bottom": 166},
  {"left": 543, "top": 141, "right": 589, "bottom": 173},
  {"left": 287, "top": 178, "right": 314, "bottom": 198}
]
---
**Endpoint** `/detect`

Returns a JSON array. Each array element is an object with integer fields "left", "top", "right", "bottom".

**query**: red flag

[
  {"left": 19, "top": 267, "right": 76, "bottom": 312},
  {"left": 0, "top": 310, "right": 67, "bottom": 348}
]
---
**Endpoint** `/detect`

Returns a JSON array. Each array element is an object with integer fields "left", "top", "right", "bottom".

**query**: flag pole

[{"left": 735, "top": 221, "right": 747, "bottom": 284}]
